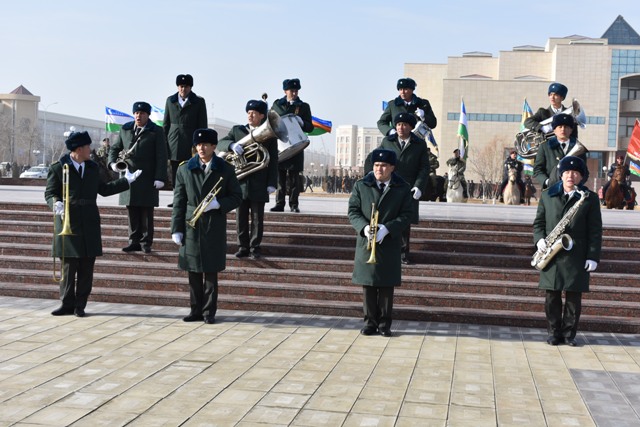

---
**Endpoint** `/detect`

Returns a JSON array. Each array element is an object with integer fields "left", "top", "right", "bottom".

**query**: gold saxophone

[
  {"left": 187, "top": 177, "right": 224, "bottom": 228},
  {"left": 531, "top": 187, "right": 587, "bottom": 270},
  {"left": 366, "top": 203, "right": 379, "bottom": 264}
]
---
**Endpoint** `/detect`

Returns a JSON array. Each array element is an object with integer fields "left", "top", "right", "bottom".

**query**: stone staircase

[{"left": 0, "top": 201, "right": 639, "bottom": 333}]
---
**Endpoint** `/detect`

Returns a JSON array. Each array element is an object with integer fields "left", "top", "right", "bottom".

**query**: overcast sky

[{"left": 2, "top": 1, "right": 638, "bottom": 153}]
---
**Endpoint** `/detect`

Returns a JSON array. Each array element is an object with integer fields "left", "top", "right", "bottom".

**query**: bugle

[
  {"left": 187, "top": 177, "right": 224, "bottom": 228},
  {"left": 366, "top": 203, "right": 379, "bottom": 265},
  {"left": 53, "top": 164, "right": 74, "bottom": 282}
]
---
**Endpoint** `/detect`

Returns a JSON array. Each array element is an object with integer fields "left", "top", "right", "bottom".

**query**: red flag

[{"left": 628, "top": 119, "right": 640, "bottom": 161}]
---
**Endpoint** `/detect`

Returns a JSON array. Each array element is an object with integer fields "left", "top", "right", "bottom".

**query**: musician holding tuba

[
  {"left": 525, "top": 83, "right": 579, "bottom": 141},
  {"left": 217, "top": 99, "right": 278, "bottom": 259},
  {"left": 170, "top": 129, "right": 242, "bottom": 324},
  {"left": 348, "top": 149, "right": 413, "bottom": 338},
  {"left": 45, "top": 131, "right": 141, "bottom": 317},
  {"left": 533, "top": 113, "right": 589, "bottom": 190},
  {"left": 533, "top": 156, "right": 601, "bottom": 346},
  {"left": 377, "top": 77, "right": 437, "bottom": 137}
]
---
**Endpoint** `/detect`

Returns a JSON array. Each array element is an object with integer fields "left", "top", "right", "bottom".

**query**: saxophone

[{"left": 531, "top": 187, "right": 587, "bottom": 270}]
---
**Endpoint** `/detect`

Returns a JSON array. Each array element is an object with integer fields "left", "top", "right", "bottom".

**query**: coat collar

[
  {"left": 394, "top": 94, "right": 419, "bottom": 106},
  {"left": 169, "top": 91, "right": 199, "bottom": 104},
  {"left": 547, "top": 181, "right": 587, "bottom": 198},
  {"left": 362, "top": 171, "right": 406, "bottom": 188},
  {"left": 547, "top": 136, "right": 576, "bottom": 150},
  {"left": 58, "top": 153, "right": 97, "bottom": 168},
  {"left": 186, "top": 154, "right": 224, "bottom": 172},
  {"left": 276, "top": 96, "right": 305, "bottom": 107},
  {"left": 122, "top": 120, "right": 159, "bottom": 131}
]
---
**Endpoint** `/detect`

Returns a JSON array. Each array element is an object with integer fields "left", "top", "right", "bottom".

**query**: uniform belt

[{"left": 69, "top": 199, "right": 96, "bottom": 206}]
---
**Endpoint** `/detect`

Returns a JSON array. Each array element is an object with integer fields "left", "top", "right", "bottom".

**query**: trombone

[
  {"left": 366, "top": 203, "right": 379, "bottom": 264},
  {"left": 53, "top": 164, "right": 74, "bottom": 282},
  {"left": 187, "top": 177, "right": 224, "bottom": 228}
]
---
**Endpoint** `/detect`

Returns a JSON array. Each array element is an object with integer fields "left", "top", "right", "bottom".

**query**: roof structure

[
  {"left": 601, "top": 15, "right": 640, "bottom": 45},
  {"left": 9, "top": 85, "right": 34, "bottom": 95}
]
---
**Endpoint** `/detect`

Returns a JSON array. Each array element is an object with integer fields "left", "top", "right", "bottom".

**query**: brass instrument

[
  {"left": 53, "top": 164, "right": 74, "bottom": 282},
  {"left": 187, "top": 177, "right": 224, "bottom": 228},
  {"left": 114, "top": 139, "right": 140, "bottom": 172},
  {"left": 531, "top": 187, "right": 587, "bottom": 270},
  {"left": 514, "top": 99, "right": 587, "bottom": 159},
  {"left": 366, "top": 203, "right": 379, "bottom": 264}
]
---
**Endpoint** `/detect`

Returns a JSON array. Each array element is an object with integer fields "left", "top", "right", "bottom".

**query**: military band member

[
  {"left": 109, "top": 102, "right": 168, "bottom": 253},
  {"left": 45, "top": 131, "right": 140, "bottom": 317},
  {"left": 446, "top": 148, "right": 468, "bottom": 199},
  {"left": 533, "top": 113, "right": 588, "bottom": 190},
  {"left": 524, "top": 82, "right": 578, "bottom": 140},
  {"left": 377, "top": 77, "right": 437, "bottom": 137},
  {"left": 218, "top": 99, "right": 278, "bottom": 259},
  {"left": 349, "top": 149, "right": 413, "bottom": 337},
  {"left": 270, "top": 78, "right": 313, "bottom": 213},
  {"left": 164, "top": 74, "right": 208, "bottom": 195},
  {"left": 171, "top": 129, "right": 242, "bottom": 323},
  {"left": 607, "top": 154, "right": 630, "bottom": 180},
  {"left": 366, "top": 113, "right": 428, "bottom": 265},
  {"left": 533, "top": 156, "right": 602, "bottom": 346}
]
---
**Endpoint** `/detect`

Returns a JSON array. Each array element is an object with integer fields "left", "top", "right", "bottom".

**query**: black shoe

[
  {"left": 360, "top": 326, "right": 377, "bottom": 336},
  {"left": 270, "top": 205, "right": 285, "bottom": 212},
  {"left": 167, "top": 203, "right": 173, "bottom": 208},
  {"left": 142, "top": 246, "right": 151, "bottom": 254},
  {"left": 565, "top": 338, "right": 578, "bottom": 347},
  {"left": 74, "top": 308, "right": 85, "bottom": 317},
  {"left": 379, "top": 327, "right": 392, "bottom": 337},
  {"left": 122, "top": 243, "right": 142, "bottom": 252},
  {"left": 183, "top": 314, "right": 204, "bottom": 322},
  {"left": 204, "top": 317, "right": 216, "bottom": 324},
  {"left": 401, "top": 255, "right": 411, "bottom": 265},
  {"left": 546, "top": 336, "right": 560, "bottom": 346},
  {"left": 51, "top": 306, "right": 74, "bottom": 316},
  {"left": 290, "top": 207, "right": 300, "bottom": 213},
  {"left": 250, "top": 250, "right": 261, "bottom": 259},
  {"left": 235, "top": 249, "right": 250, "bottom": 258}
]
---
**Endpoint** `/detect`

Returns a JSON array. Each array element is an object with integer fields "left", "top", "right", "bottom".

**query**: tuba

[
  {"left": 53, "top": 164, "right": 74, "bottom": 282},
  {"left": 218, "top": 110, "right": 283, "bottom": 180},
  {"left": 514, "top": 99, "right": 586, "bottom": 159}
]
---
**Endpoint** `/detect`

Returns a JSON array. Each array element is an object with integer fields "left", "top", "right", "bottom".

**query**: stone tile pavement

[{"left": 0, "top": 296, "right": 639, "bottom": 426}]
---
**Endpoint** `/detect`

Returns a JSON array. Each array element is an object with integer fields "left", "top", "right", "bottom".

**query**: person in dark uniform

[
  {"left": 446, "top": 149, "right": 468, "bottom": 199},
  {"left": 349, "top": 148, "right": 413, "bottom": 337},
  {"left": 163, "top": 74, "right": 208, "bottom": 195},
  {"left": 171, "top": 129, "right": 242, "bottom": 323},
  {"left": 607, "top": 154, "right": 630, "bottom": 180},
  {"left": 533, "top": 113, "right": 588, "bottom": 190},
  {"left": 218, "top": 99, "right": 278, "bottom": 259},
  {"left": 45, "top": 131, "right": 140, "bottom": 317},
  {"left": 499, "top": 150, "right": 525, "bottom": 201},
  {"left": 524, "top": 82, "right": 578, "bottom": 140},
  {"left": 533, "top": 156, "right": 602, "bottom": 346},
  {"left": 365, "top": 113, "right": 429, "bottom": 265},
  {"left": 377, "top": 77, "right": 437, "bottom": 137},
  {"left": 270, "top": 78, "right": 313, "bottom": 213},
  {"left": 109, "top": 102, "right": 168, "bottom": 253}
]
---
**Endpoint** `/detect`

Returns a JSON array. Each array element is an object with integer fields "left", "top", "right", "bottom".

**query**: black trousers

[
  {"left": 170, "top": 160, "right": 181, "bottom": 188},
  {"left": 188, "top": 272, "right": 218, "bottom": 318},
  {"left": 127, "top": 206, "right": 154, "bottom": 248},
  {"left": 275, "top": 169, "right": 300, "bottom": 208},
  {"left": 363, "top": 286, "right": 394, "bottom": 329},
  {"left": 401, "top": 225, "right": 411, "bottom": 258},
  {"left": 236, "top": 199, "right": 265, "bottom": 252},
  {"left": 545, "top": 290, "right": 582, "bottom": 340},
  {"left": 60, "top": 257, "right": 96, "bottom": 309}
]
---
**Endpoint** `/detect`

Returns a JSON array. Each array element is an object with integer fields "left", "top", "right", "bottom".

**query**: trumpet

[
  {"left": 53, "top": 164, "right": 74, "bottom": 282},
  {"left": 366, "top": 203, "right": 379, "bottom": 264},
  {"left": 187, "top": 177, "right": 224, "bottom": 228}
]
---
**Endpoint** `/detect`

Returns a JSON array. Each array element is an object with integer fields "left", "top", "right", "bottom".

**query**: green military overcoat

[
  {"left": 533, "top": 182, "right": 602, "bottom": 292},
  {"left": 217, "top": 124, "right": 278, "bottom": 202},
  {"left": 163, "top": 91, "right": 208, "bottom": 162},
  {"left": 533, "top": 136, "right": 589, "bottom": 189},
  {"left": 108, "top": 121, "right": 168, "bottom": 207},
  {"left": 171, "top": 155, "right": 242, "bottom": 273},
  {"left": 349, "top": 172, "right": 413, "bottom": 287},
  {"left": 45, "top": 155, "right": 130, "bottom": 258},
  {"left": 270, "top": 97, "right": 313, "bottom": 172},
  {"left": 377, "top": 94, "right": 437, "bottom": 136}
]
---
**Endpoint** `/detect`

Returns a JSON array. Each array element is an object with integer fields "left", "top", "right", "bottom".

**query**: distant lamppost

[
  {"left": 43, "top": 102, "right": 58, "bottom": 165},
  {"left": 32, "top": 150, "right": 41, "bottom": 166},
  {"left": 309, "top": 162, "right": 314, "bottom": 176}
]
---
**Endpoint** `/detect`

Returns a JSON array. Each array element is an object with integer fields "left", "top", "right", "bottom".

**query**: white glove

[
  {"left": 54, "top": 201, "right": 64, "bottom": 216},
  {"left": 585, "top": 260, "right": 598, "bottom": 272},
  {"left": 110, "top": 163, "right": 119, "bottom": 172},
  {"left": 153, "top": 180, "right": 165, "bottom": 190},
  {"left": 541, "top": 124, "right": 552, "bottom": 134},
  {"left": 376, "top": 224, "right": 389, "bottom": 243},
  {"left": 536, "top": 238, "right": 547, "bottom": 251},
  {"left": 364, "top": 225, "right": 371, "bottom": 237},
  {"left": 203, "top": 196, "right": 220, "bottom": 212},
  {"left": 230, "top": 143, "right": 244, "bottom": 155},
  {"left": 295, "top": 116, "right": 304, "bottom": 127},
  {"left": 125, "top": 169, "right": 142, "bottom": 184},
  {"left": 267, "top": 186, "right": 276, "bottom": 194},
  {"left": 415, "top": 108, "right": 425, "bottom": 120},
  {"left": 388, "top": 129, "right": 397, "bottom": 136},
  {"left": 411, "top": 187, "right": 422, "bottom": 200},
  {"left": 171, "top": 232, "right": 183, "bottom": 245}
]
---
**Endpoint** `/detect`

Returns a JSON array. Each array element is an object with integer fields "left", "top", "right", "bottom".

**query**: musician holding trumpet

[
  {"left": 349, "top": 149, "right": 413, "bottom": 337},
  {"left": 45, "top": 131, "right": 141, "bottom": 317},
  {"left": 171, "top": 129, "right": 241, "bottom": 324}
]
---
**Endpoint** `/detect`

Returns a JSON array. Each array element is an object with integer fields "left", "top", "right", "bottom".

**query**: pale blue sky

[{"left": 2, "top": 0, "right": 638, "bottom": 152}]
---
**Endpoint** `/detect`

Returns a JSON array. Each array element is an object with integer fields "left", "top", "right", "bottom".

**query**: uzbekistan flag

[
  {"left": 520, "top": 98, "right": 533, "bottom": 131},
  {"left": 150, "top": 105, "right": 164, "bottom": 127},
  {"left": 523, "top": 163, "right": 534, "bottom": 175},
  {"left": 630, "top": 160, "right": 640, "bottom": 178},
  {"left": 308, "top": 116, "right": 332, "bottom": 136},
  {"left": 457, "top": 98, "right": 469, "bottom": 160},
  {"left": 382, "top": 100, "right": 389, "bottom": 110},
  {"left": 105, "top": 107, "right": 133, "bottom": 132},
  {"left": 627, "top": 119, "right": 640, "bottom": 162}
]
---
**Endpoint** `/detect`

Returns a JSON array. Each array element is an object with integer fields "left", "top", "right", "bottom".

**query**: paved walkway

[{"left": 1, "top": 296, "right": 640, "bottom": 426}]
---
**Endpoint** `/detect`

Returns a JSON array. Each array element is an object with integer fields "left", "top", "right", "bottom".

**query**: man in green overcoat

[
  {"left": 349, "top": 149, "right": 413, "bottom": 337},
  {"left": 45, "top": 131, "right": 140, "bottom": 317},
  {"left": 377, "top": 77, "right": 437, "bottom": 137},
  {"left": 109, "top": 102, "right": 168, "bottom": 253},
  {"left": 171, "top": 128, "right": 242, "bottom": 324},
  {"left": 533, "top": 156, "right": 602, "bottom": 346},
  {"left": 218, "top": 99, "right": 278, "bottom": 259}
]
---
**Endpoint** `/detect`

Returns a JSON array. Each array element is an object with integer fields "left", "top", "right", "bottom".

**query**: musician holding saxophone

[
  {"left": 45, "top": 131, "right": 141, "bottom": 317},
  {"left": 171, "top": 129, "right": 242, "bottom": 323},
  {"left": 533, "top": 156, "right": 602, "bottom": 346},
  {"left": 349, "top": 149, "right": 413, "bottom": 337},
  {"left": 218, "top": 99, "right": 278, "bottom": 259}
]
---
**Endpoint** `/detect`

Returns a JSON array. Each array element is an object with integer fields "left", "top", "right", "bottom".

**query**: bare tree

[
  {"left": 15, "top": 118, "right": 40, "bottom": 167},
  {"left": 468, "top": 137, "right": 507, "bottom": 202},
  {"left": 0, "top": 112, "right": 12, "bottom": 163}
]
